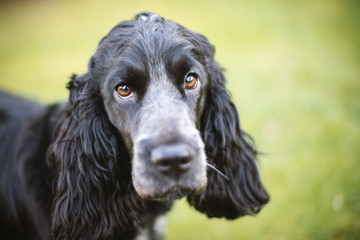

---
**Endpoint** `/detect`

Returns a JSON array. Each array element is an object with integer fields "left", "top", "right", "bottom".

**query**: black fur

[{"left": 0, "top": 12, "right": 269, "bottom": 240}]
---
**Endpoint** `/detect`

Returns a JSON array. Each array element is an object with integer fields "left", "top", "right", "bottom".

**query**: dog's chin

[
  {"left": 145, "top": 186, "right": 189, "bottom": 201},
  {"left": 135, "top": 184, "right": 206, "bottom": 201}
]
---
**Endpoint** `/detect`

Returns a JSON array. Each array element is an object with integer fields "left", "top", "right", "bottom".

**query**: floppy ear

[
  {"left": 188, "top": 57, "right": 269, "bottom": 219},
  {"left": 47, "top": 72, "right": 144, "bottom": 239}
]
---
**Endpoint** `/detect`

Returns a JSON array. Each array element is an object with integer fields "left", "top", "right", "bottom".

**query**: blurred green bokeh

[{"left": 1, "top": 0, "right": 359, "bottom": 239}]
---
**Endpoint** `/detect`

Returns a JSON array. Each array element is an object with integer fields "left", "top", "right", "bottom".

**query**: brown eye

[
  {"left": 185, "top": 73, "right": 199, "bottom": 89},
  {"left": 116, "top": 84, "right": 132, "bottom": 97}
]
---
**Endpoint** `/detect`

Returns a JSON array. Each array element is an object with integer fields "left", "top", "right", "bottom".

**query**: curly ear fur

[
  {"left": 47, "top": 73, "right": 144, "bottom": 239},
  {"left": 187, "top": 41, "right": 269, "bottom": 219}
]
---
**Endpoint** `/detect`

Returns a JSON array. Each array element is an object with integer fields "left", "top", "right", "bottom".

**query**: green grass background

[{"left": 1, "top": 0, "right": 359, "bottom": 239}]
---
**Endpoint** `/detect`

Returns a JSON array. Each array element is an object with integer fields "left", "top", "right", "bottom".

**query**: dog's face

[
  {"left": 97, "top": 14, "right": 208, "bottom": 200},
  {"left": 51, "top": 14, "right": 268, "bottom": 233}
]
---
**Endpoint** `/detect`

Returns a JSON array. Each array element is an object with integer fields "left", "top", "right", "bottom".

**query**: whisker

[{"left": 206, "top": 163, "right": 230, "bottom": 182}]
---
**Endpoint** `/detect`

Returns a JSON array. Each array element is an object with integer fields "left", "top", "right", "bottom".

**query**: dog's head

[
  {"left": 92, "top": 11, "right": 269, "bottom": 210},
  {"left": 50, "top": 13, "right": 268, "bottom": 230}
]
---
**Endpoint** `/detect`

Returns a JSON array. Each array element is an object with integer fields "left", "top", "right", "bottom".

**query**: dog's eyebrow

[
  {"left": 164, "top": 41, "right": 202, "bottom": 65},
  {"left": 105, "top": 60, "right": 149, "bottom": 97},
  {"left": 189, "top": 48, "right": 207, "bottom": 66},
  {"left": 165, "top": 42, "right": 206, "bottom": 70}
]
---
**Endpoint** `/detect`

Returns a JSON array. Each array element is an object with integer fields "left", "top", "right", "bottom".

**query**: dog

[{"left": 0, "top": 12, "right": 269, "bottom": 239}]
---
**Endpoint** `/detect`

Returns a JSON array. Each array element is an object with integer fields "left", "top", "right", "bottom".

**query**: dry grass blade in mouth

[{"left": 206, "top": 163, "right": 230, "bottom": 182}]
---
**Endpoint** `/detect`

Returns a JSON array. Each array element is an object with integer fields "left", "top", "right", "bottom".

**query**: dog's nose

[{"left": 151, "top": 144, "right": 193, "bottom": 176}]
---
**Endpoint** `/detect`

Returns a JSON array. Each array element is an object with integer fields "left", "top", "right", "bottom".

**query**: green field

[{"left": 0, "top": 0, "right": 359, "bottom": 239}]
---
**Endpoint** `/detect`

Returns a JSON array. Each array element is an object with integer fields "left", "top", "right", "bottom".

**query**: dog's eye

[
  {"left": 185, "top": 73, "right": 199, "bottom": 89},
  {"left": 116, "top": 84, "right": 132, "bottom": 98}
]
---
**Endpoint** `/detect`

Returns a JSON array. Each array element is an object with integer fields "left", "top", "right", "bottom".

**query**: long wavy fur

[
  {"left": 186, "top": 31, "right": 269, "bottom": 219},
  {"left": 47, "top": 74, "right": 145, "bottom": 239}
]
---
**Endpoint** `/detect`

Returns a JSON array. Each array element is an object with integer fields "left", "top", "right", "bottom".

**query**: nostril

[
  {"left": 156, "top": 159, "right": 171, "bottom": 168},
  {"left": 151, "top": 144, "right": 193, "bottom": 175},
  {"left": 180, "top": 157, "right": 191, "bottom": 166},
  {"left": 155, "top": 156, "right": 191, "bottom": 172}
]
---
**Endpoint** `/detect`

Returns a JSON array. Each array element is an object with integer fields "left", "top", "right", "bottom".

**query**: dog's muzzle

[{"left": 131, "top": 100, "right": 207, "bottom": 201}]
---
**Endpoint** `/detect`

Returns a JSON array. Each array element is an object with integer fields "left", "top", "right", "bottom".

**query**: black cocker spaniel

[{"left": 0, "top": 12, "right": 269, "bottom": 240}]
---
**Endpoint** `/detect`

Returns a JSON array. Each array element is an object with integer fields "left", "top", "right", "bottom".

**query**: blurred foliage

[{"left": 0, "top": 0, "right": 359, "bottom": 239}]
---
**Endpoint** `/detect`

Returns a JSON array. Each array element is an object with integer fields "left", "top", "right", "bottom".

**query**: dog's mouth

[
  {"left": 148, "top": 186, "right": 190, "bottom": 201},
  {"left": 159, "top": 186, "right": 185, "bottom": 200},
  {"left": 136, "top": 184, "right": 206, "bottom": 201}
]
